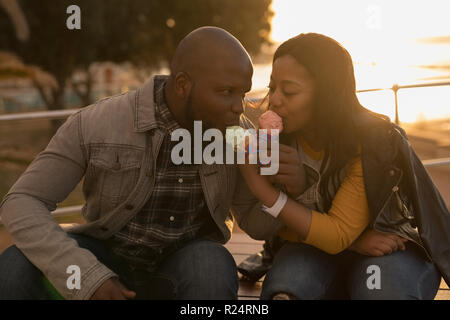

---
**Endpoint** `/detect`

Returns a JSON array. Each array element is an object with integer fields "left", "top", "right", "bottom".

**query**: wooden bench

[{"left": 226, "top": 231, "right": 450, "bottom": 300}]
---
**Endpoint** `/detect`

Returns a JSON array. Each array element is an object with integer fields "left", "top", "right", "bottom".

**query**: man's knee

[
  {"left": 165, "top": 240, "right": 239, "bottom": 299},
  {"left": 188, "top": 242, "right": 238, "bottom": 299},
  {"left": 0, "top": 245, "right": 49, "bottom": 299}
]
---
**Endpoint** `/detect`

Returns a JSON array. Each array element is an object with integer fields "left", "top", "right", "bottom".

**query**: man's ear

[{"left": 173, "top": 72, "right": 192, "bottom": 99}]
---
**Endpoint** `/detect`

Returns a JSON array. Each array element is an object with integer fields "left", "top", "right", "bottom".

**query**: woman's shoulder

[
  {"left": 353, "top": 109, "right": 409, "bottom": 146},
  {"left": 353, "top": 109, "right": 392, "bottom": 131}
]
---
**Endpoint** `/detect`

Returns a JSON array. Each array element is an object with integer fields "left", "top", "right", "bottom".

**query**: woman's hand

[
  {"left": 266, "top": 144, "right": 306, "bottom": 199},
  {"left": 239, "top": 140, "right": 306, "bottom": 203},
  {"left": 349, "top": 229, "right": 408, "bottom": 257},
  {"left": 238, "top": 163, "right": 279, "bottom": 206}
]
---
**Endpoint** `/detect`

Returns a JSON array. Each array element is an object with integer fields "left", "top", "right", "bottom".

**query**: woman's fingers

[
  {"left": 280, "top": 148, "right": 299, "bottom": 164},
  {"left": 272, "top": 164, "right": 297, "bottom": 174},
  {"left": 377, "top": 242, "right": 394, "bottom": 255},
  {"left": 397, "top": 238, "right": 406, "bottom": 251},
  {"left": 392, "top": 236, "right": 406, "bottom": 251},
  {"left": 380, "top": 237, "right": 399, "bottom": 252},
  {"left": 265, "top": 144, "right": 298, "bottom": 162},
  {"left": 265, "top": 142, "right": 295, "bottom": 152},
  {"left": 260, "top": 153, "right": 298, "bottom": 170},
  {"left": 278, "top": 143, "right": 297, "bottom": 154},
  {"left": 267, "top": 173, "right": 294, "bottom": 186},
  {"left": 357, "top": 230, "right": 409, "bottom": 257},
  {"left": 371, "top": 249, "right": 386, "bottom": 257},
  {"left": 392, "top": 235, "right": 407, "bottom": 250},
  {"left": 386, "top": 234, "right": 408, "bottom": 251}
]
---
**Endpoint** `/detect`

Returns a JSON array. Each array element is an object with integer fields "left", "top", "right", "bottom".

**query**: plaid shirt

[{"left": 106, "top": 76, "right": 216, "bottom": 271}]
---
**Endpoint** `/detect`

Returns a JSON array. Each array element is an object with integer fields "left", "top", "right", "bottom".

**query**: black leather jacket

[{"left": 356, "top": 111, "right": 450, "bottom": 286}]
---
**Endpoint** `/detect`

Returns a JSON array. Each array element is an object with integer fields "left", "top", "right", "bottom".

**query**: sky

[
  {"left": 261, "top": 0, "right": 450, "bottom": 122},
  {"left": 270, "top": 0, "right": 450, "bottom": 67}
]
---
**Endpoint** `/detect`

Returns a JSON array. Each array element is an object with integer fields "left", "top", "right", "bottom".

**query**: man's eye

[{"left": 221, "top": 89, "right": 232, "bottom": 95}]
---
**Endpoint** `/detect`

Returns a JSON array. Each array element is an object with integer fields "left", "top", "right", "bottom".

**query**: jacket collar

[{"left": 133, "top": 75, "right": 170, "bottom": 133}]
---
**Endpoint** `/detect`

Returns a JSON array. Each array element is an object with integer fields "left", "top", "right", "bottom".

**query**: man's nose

[{"left": 231, "top": 97, "right": 244, "bottom": 114}]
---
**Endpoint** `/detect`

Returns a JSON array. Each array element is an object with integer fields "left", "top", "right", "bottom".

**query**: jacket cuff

[{"left": 70, "top": 262, "right": 118, "bottom": 300}]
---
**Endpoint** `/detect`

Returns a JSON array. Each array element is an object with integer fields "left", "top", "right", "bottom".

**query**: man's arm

[
  {"left": 231, "top": 168, "right": 284, "bottom": 240},
  {"left": 0, "top": 110, "right": 117, "bottom": 299}
]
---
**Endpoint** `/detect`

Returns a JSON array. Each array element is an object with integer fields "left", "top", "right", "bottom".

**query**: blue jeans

[
  {"left": 0, "top": 233, "right": 238, "bottom": 300},
  {"left": 261, "top": 241, "right": 441, "bottom": 300}
]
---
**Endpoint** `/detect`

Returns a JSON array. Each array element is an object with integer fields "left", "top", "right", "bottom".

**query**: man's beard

[
  {"left": 182, "top": 91, "right": 197, "bottom": 133},
  {"left": 184, "top": 91, "right": 214, "bottom": 131}
]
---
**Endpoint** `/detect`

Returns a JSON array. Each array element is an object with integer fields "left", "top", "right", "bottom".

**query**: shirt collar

[{"left": 133, "top": 75, "right": 182, "bottom": 133}]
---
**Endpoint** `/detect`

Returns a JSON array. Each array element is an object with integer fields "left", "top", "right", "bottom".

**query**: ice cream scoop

[
  {"left": 258, "top": 110, "right": 283, "bottom": 133},
  {"left": 226, "top": 126, "right": 248, "bottom": 153}
]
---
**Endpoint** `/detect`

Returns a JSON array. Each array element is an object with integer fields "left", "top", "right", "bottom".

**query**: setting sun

[{"left": 265, "top": 0, "right": 450, "bottom": 122}]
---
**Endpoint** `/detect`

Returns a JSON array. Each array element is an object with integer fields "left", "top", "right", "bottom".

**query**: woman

[{"left": 239, "top": 33, "right": 444, "bottom": 300}]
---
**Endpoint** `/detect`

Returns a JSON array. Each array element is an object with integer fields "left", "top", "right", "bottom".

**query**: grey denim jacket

[{"left": 0, "top": 76, "right": 283, "bottom": 300}]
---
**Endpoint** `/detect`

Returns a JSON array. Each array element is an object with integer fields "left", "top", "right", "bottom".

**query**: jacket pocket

[{"left": 85, "top": 146, "right": 143, "bottom": 211}]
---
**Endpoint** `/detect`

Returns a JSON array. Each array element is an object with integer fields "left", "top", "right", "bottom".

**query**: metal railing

[
  {"left": 0, "top": 109, "right": 79, "bottom": 122},
  {"left": 1, "top": 80, "right": 449, "bottom": 220},
  {"left": 356, "top": 81, "right": 450, "bottom": 125},
  {"left": 2, "top": 80, "right": 450, "bottom": 124}
]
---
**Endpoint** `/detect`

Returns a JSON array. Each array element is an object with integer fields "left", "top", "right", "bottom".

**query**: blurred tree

[
  {"left": 0, "top": 0, "right": 273, "bottom": 130},
  {"left": 1, "top": 0, "right": 101, "bottom": 130},
  {"left": 0, "top": 0, "right": 29, "bottom": 42}
]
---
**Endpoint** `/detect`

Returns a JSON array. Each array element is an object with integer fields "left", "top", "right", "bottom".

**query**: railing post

[{"left": 392, "top": 83, "right": 400, "bottom": 125}]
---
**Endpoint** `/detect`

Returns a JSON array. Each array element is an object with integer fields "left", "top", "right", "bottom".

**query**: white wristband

[{"left": 261, "top": 191, "right": 288, "bottom": 218}]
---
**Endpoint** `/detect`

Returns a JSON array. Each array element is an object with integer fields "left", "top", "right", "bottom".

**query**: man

[{"left": 0, "top": 26, "right": 283, "bottom": 300}]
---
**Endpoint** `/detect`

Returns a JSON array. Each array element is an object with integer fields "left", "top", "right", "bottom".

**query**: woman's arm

[
  {"left": 239, "top": 156, "right": 371, "bottom": 255},
  {"left": 238, "top": 163, "right": 312, "bottom": 240}
]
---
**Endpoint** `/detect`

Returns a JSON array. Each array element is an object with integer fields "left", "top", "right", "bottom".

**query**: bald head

[
  {"left": 165, "top": 27, "right": 253, "bottom": 134},
  {"left": 170, "top": 26, "right": 252, "bottom": 78}
]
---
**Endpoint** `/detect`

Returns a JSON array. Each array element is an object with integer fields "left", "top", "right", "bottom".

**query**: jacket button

[
  {"left": 389, "top": 170, "right": 395, "bottom": 176},
  {"left": 125, "top": 204, "right": 134, "bottom": 210}
]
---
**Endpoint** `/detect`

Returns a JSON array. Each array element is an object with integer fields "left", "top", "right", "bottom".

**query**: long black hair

[{"left": 272, "top": 33, "right": 389, "bottom": 211}]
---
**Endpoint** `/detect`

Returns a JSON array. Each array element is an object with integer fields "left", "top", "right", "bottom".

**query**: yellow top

[{"left": 278, "top": 138, "right": 370, "bottom": 254}]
